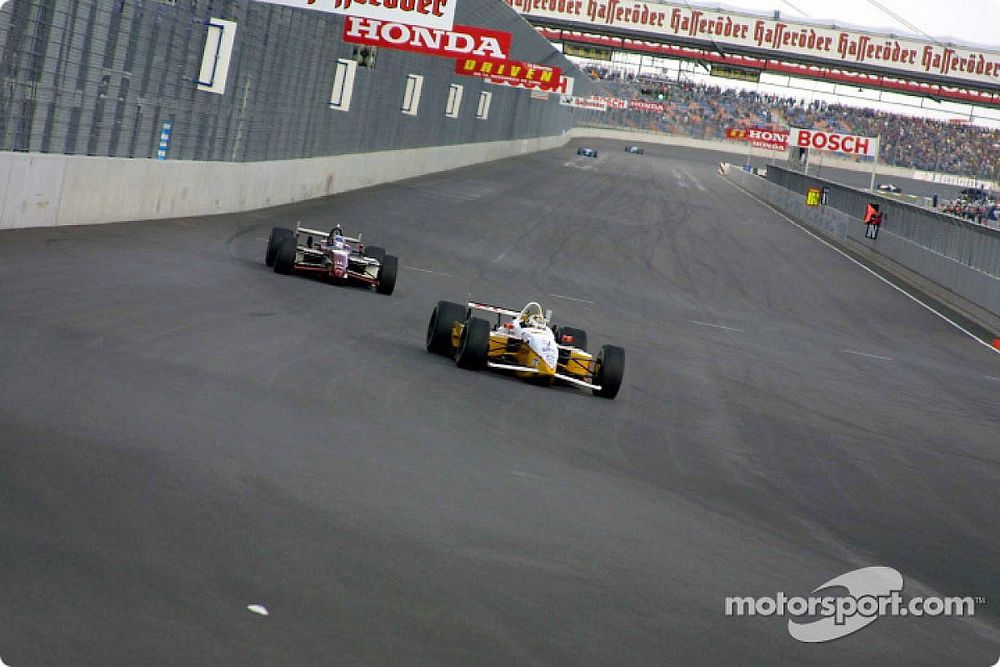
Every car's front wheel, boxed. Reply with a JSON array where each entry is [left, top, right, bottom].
[[265, 227, 293, 267], [592, 345, 624, 399], [376, 255, 398, 295], [455, 317, 490, 370], [273, 237, 297, 274]]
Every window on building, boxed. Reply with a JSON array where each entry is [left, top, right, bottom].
[[476, 91, 492, 120], [402, 74, 423, 116], [196, 18, 238, 95], [329, 58, 358, 112], [445, 83, 463, 119]]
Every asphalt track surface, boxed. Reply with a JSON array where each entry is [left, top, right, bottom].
[[1, 141, 998, 666]]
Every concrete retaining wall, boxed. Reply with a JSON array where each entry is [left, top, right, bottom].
[[0, 133, 570, 229], [723, 165, 999, 330]]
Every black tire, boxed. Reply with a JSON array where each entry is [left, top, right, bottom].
[[455, 317, 490, 370], [552, 325, 588, 352], [593, 344, 624, 399], [364, 245, 387, 262], [426, 301, 465, 355], [273, 236, 297, 274], [375, 255, 398, 295], [265, 227, 293, 267]]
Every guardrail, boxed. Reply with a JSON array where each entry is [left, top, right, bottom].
[[722, 165, 999, 324]]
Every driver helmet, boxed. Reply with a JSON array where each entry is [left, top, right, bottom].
[[525, 314, 546, 328]]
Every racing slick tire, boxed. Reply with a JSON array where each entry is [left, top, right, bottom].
[[552, 325, 588, 352], [455, 317, 490, 370], [364, 245, 387, 262], [265, 227, 294, 267], [426, 301, 465, 355], [592, 344, 624, 399], [376, 255, 398, 295], [273, 237, 297, 275]]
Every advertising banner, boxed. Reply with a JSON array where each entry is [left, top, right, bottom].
[[727, 127, 788, 150], [487, 73, 575, 96], [455, 57, 562, 90], [505, 0, 1000, 90], [629, 99, 665, 113], [789, 128, 878, 157], [342, 16, 511, 59], [256, 0, 456, 31], [559, 95, 608, 111]]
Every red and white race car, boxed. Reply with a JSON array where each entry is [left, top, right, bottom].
[[265, 224, 397, 295]]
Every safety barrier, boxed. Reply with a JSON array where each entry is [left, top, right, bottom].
[[723, 165, 999, 327]]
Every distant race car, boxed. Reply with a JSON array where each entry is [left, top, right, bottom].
[[265, 223, 397, 295], [577, 147, 598, 158], [426, 300, 624, 399], [877, 183, 902, 193], [625, 145, 644, 154]]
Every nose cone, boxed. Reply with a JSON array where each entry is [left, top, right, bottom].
[[525, 331, 558, 373]]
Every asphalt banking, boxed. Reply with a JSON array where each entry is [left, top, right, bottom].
[[0, 140, 997, 665]]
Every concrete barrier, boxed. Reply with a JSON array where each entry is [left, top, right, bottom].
[[722, 165, 999, 331], [0, 133, 570, 230]]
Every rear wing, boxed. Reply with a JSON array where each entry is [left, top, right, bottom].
[[296, 223, 362, 244], [467, 301, 553, 324], [467, 301, 520, 317]]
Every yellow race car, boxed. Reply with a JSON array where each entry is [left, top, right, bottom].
[[426, 300, 624, 399]]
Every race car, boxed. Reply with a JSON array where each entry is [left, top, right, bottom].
[[265, 223, 397, 295], [877, 183, 902, 193], [625, 145, 644, 154], [426, 300, 624, 399], [577, 146, 598, 158]]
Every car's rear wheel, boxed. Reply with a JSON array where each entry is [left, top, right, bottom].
[[265, 227, 294, 267], [364, 245, 387, 262], [273, 237, 297, 274], [376, 255, 398, 295], [593, 344, 624, 399], [455, 317, 490, 370], [426, 301, 465, 355]]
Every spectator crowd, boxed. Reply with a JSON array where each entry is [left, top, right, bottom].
[[579, 67, 1000, 182]]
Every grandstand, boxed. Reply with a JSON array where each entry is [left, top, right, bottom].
[[580, 69, 1000, 181]]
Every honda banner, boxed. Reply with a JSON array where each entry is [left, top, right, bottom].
[[789, 128, 878, 157], [629, 99, 665, 113], [455, 57, 561, 90], [726, 127, 788, 150], [256, 0, 457, 31], [342, 16, 511, 59]]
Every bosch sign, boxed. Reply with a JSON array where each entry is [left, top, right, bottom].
[[790, 128, 878, 157]]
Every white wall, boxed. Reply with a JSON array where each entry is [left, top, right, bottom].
[[0, 133, 571, 229]]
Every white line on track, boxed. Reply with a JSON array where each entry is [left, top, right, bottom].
[[510, 470, 549, 481], [842, 349, 894, 361], [690, 320, 744, 332], [405, 266, 452, 277], [985, 376, 1000, 382], [549, 293, 596, 304], [722, 177, 1000, 357]]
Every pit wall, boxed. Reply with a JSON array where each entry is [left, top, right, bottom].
[[0, 134, 570, 228], [721, 164, 999, 331]]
